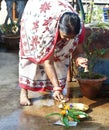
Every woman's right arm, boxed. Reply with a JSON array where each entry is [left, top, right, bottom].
[[43, 53, 64, 101]]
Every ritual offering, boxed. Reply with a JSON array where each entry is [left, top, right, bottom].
[[46, 100, 89, 128]]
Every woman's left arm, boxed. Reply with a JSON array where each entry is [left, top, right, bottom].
[[73, 43, 88, 72]]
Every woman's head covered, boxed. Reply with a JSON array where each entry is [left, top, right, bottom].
[[59, 12, 81, 36]]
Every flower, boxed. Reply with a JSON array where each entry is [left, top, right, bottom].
[[64, 105, 70, 110], [60, 110, 66, 115], [46, 102, 88, 128]]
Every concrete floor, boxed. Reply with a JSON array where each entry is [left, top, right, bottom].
[[0, 52, 109, 130]]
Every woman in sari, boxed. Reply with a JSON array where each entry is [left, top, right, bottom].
[[19, 0, 87, 105]]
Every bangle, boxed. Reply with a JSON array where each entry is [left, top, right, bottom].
[[53, 89, 62, 92]]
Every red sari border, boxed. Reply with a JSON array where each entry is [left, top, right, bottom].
[[19, 83, 65, 92]]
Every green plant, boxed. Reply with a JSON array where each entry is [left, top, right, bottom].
[[46, 102, 88, 128], [84, 0, 103, 24], [0, 22, 19, 36], [78, 27, 108, 79]]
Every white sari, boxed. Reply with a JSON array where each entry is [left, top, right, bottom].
[[19, 0, 83, 91]]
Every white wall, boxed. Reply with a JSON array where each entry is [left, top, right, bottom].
[[0, 0, 7, 25]]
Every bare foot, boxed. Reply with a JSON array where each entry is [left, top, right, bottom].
[[20, 88, 31, 106]]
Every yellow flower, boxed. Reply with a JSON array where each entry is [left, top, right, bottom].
[[64, 105, 70, 110], [60, 110, 66, 115]]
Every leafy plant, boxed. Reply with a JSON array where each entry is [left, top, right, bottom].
[[84, 0, 103, 24], [46, 102, 88, 128], [0, 22, 19, 36], [78, 27, 108, 79]]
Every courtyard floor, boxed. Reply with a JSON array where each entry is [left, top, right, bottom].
[[0, 52, 109, 130]]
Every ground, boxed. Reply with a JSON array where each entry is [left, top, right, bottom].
[[0, 52, 109, 130]]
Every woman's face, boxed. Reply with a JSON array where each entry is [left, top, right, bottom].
[[59, 29, 76, 41]]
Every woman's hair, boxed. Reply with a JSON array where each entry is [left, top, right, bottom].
[[59, 12, 81, 35]]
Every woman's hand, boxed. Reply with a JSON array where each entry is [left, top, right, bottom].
[[44, 53, 65, 101], [44, 53, 68, 102], [76, 57, 88, 72], [53, 90, 64, 101]]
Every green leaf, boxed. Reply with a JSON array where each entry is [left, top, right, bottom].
[[46, 112, 61, 118], [68, 111, 80, 122], [71, 110, 88, 117], [62, 116, 69, 128]]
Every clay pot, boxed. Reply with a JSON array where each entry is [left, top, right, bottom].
[[1, 35, 19, 51], [77, 76, 107, 99]]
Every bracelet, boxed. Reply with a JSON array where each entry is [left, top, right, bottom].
[[53, 89, 62, 92]]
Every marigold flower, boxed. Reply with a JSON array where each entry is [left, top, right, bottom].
[[64, 105, 70, 110], [60, 110, 66, 115]]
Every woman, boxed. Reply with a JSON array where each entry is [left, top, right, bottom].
[[19, 0, 87, 105]]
